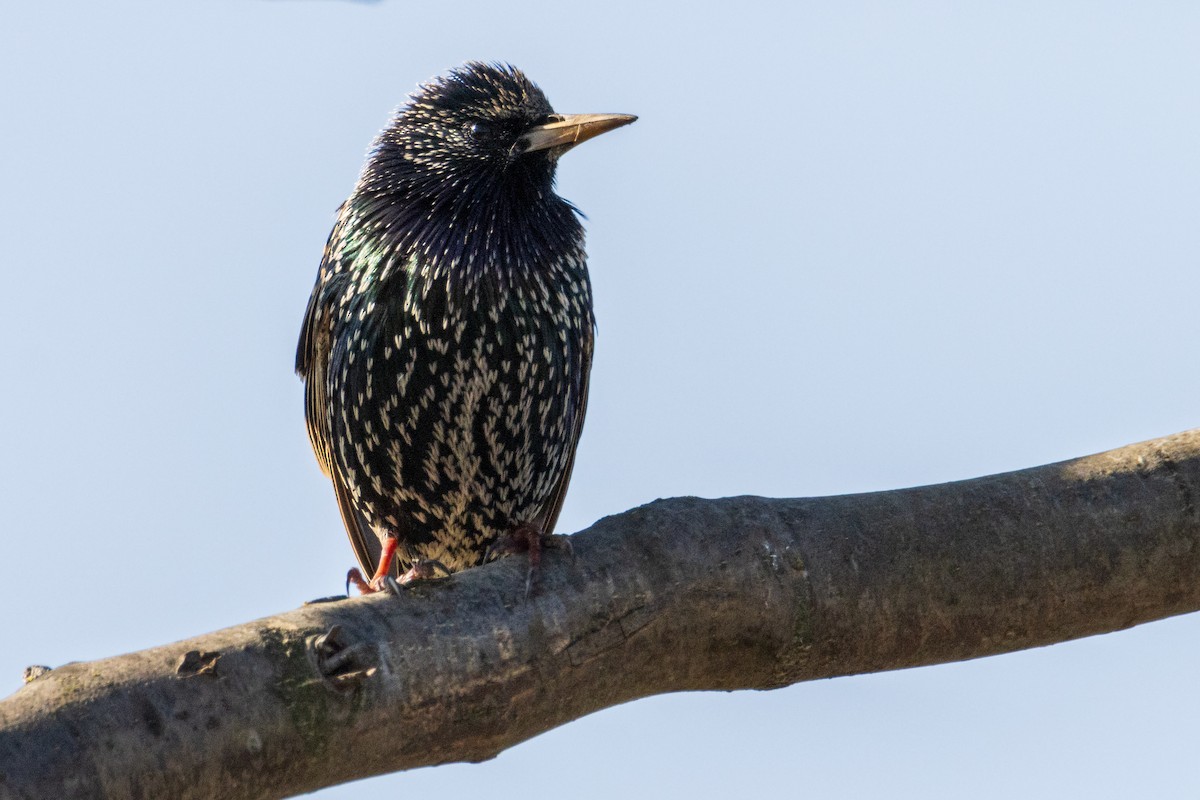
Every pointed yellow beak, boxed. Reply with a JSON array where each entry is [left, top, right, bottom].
[[517, 113, 638, 155]]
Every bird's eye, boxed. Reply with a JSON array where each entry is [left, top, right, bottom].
[[466, 121, 491, 139]]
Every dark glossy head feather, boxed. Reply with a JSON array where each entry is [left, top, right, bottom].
[[349, 62, 582, 283], [366, 63, 562, 197]]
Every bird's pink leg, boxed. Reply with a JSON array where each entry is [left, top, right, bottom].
[[346, 536, 399, 595]]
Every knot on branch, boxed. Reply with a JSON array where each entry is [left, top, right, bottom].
[[176, 650, 221, 678], [308, 624, 377, 692]]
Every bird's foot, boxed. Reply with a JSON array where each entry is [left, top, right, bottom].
[[397, 558, 452, 583], [486, 522, 573, 596], [347, 558, 451, 596], [345, 568, 382, 595], [345, 536, 402, 595]]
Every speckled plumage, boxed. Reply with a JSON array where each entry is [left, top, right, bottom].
[[296, 63, 633, 587]]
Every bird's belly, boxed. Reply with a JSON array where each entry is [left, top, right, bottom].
[[330, 314, 582, 568]]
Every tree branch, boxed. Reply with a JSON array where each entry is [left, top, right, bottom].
[[3, 429, 1200, 799]]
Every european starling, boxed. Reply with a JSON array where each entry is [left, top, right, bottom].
[[296, 63, 635, 593]]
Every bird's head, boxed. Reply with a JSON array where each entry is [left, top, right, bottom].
[[366, 62, 636, 205]]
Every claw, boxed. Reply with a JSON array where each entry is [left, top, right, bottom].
[[346, 568, 372, 596]]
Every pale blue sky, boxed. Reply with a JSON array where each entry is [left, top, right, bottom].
[[3, 2, 1200, 797]]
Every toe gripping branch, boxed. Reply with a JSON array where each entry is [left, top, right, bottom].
[[485, 523, 576, 597], [308, 625, 377, 692]]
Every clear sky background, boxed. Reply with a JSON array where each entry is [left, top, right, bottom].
[[3, 2, 1199, 797]]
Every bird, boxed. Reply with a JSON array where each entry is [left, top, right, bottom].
[[296, 62, 635, 594]]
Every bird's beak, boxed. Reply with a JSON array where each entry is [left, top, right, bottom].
[[517, 113, 638, 155]]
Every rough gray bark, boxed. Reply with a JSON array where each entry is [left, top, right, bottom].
[[3, 429, 1200, 799]]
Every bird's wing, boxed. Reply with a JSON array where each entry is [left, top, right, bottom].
[[296, 215, 389, 581], [296, 285, 335, 477], [331, 464, 387, 580], [535, 330, 594, 537]]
